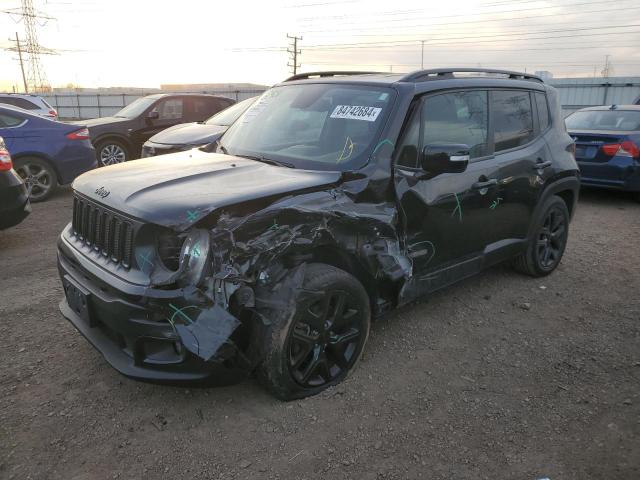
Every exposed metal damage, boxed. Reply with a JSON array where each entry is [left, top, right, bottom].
[[154, 181, 414, 375]]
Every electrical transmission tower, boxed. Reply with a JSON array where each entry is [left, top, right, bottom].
[[2, 0, 57, 92], [287, 34, 302, 75]]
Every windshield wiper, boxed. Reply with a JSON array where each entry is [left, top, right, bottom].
[[234, 154, 295, 168]]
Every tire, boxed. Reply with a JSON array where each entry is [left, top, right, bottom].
[[96, 139, 129, 166], [13, 156, 58, 202], [512, 195, 570, 277], [258, 263, 371, 401]]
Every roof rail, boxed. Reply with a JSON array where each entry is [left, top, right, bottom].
[[284, 71, 384, 82], [399, 68, 543, 83]]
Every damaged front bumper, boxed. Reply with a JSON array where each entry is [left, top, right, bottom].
[[57, 234, 252, 385]]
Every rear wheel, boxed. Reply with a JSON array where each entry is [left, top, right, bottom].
[[258, 263, 371, 400], [96, 139, 129, 166], [512, 195, 569, 277], [14, 157, 57, 202]]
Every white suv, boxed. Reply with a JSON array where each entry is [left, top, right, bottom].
[[0, 94, 58, 120]]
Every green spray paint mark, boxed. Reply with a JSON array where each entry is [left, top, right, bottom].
[[191, 242, 201, 258], [489, 197, 503, 210], [373, 139, 394, 154], [168, 303, 197, 325], [186, 210, 198, 222], [451, 193, 463, 222]]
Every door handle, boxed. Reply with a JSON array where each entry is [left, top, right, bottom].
[[472, 178, 498, 190], [533, 160, 552, 170]]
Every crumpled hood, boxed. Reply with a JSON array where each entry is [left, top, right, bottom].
[[148, 122, 227, 146], [72, 149, 341, 230]]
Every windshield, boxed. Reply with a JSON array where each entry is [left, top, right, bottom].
[[205, 97, 257, 126], [565, 109, 640, 131], [114, 97, 157, 118], [219, 83, 395, 171]]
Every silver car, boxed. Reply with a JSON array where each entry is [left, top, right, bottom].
[[0, 94, 58, 120]]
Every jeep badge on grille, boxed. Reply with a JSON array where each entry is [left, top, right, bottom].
[[94, 186, 110, 199]]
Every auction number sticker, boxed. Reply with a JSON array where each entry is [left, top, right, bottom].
[[330, 105, 382, 122]]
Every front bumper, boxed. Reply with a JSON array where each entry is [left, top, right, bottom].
[[57, 233, 249, 385]]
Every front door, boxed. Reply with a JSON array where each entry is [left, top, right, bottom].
[[394, 89, 501, 301]]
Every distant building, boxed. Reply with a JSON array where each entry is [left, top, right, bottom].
[[535, 71, 554, 81], [161, 82, 269, 92]]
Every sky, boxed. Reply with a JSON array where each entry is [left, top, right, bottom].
[[1, 0, 640, 91]]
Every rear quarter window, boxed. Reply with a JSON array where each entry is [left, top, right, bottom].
[[0, 112, 26, 127], [535, 92, 550, 131]]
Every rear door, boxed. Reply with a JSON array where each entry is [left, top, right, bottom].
[[394, 89, 501, 284], [0, 109, 29, 149], [484, 89, 549, 244]]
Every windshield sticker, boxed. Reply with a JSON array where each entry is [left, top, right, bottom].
[[330, 105, 382, 122], [337, 136, 354, 163]]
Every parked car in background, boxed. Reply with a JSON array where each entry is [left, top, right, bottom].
[[0, 104, 96, 201], [75, 93, 235, 166], [141, 96, 257, 158], [0, 93, 58, 120], [565, 105, 640, 201], [0, 136, 31, 229], [58, 69, 579, 400]]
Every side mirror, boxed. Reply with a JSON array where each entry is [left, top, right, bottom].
[[147, 110, 159, 120], [420, 143, 470, 177]]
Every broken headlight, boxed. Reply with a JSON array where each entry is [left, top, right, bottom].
[[177, 229, 210, 286]]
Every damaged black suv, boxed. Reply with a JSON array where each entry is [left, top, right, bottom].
[[58, 69, 579, 400]]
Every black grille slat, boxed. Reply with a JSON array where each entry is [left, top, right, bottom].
[[71, 194, 134, 269]]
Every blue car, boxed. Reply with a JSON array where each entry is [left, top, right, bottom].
[[566, 105, 640, 201], [0, 104, 97, 201]]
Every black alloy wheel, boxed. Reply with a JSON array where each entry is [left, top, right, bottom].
[[259, 263, 371, 400], [534, 206, 567, 271], [512, 195, 570, 277], [288, 290, 363, 388]]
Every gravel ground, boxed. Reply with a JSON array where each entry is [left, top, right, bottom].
[[1, 186, 639, 480]]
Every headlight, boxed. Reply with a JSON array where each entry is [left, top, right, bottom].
[[178, 229, 210, 286]]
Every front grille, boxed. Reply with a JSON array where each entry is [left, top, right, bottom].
[[72, 195, 134, 268]]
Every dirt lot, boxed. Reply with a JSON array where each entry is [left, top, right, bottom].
[[1, 186, 639, 480]]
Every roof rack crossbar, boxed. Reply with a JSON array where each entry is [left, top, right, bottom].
[[284, 71, 384, 82], [399, 68, 543, 83]]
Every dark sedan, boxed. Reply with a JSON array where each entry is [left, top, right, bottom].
[[0, 136, 30, 229], [141, 96, 257, 158], [76, 93, 235, 165], [0, 104, 96, 201], [566, 105, 640, 201]]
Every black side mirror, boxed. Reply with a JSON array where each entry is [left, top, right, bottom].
[[147, 110, 159, 120], [420, 143, 470, 178]]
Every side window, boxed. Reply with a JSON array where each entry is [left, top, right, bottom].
[[0, 97, 38, 110], [491, 90, 534, 152], [0, 112, 25, 127], [422, 90, 489, 159], [535, 92, 550, 131], [155, 98, 183, 120]]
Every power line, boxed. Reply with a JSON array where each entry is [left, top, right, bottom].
[[299, 3, 639, 34]]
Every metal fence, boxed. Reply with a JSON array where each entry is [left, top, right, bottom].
[[42, 89, 268, 120], [548, 77, 640, 117]]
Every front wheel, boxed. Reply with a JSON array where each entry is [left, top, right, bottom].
[[96, 139, 129, 166], [258, 263, 371, 401], [512, 195, 570, 277]]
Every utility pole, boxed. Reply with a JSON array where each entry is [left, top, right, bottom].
[[420, 40, 425, 69], [7, 32, 29, 93], [601, 54, 611, 78], [287, 34, 302, 75], [15, 32, 28, 93]]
